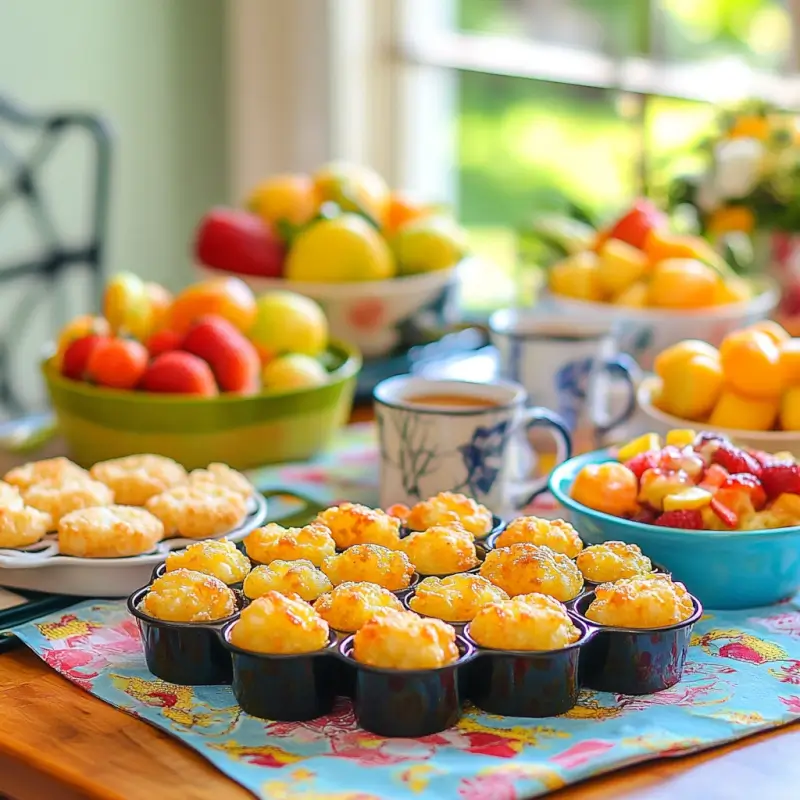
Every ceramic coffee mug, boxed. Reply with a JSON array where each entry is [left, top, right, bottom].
[[489, 310, 637, 444], [373, 376, 572, 516]]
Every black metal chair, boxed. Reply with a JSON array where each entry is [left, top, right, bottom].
[[0, 95, 112, 417]]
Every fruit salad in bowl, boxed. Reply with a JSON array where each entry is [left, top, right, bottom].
[[549, 429, 800, 608]]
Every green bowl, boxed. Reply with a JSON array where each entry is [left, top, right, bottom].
[[42, 341, 361, 470]]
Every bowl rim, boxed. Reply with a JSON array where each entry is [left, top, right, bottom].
[[542, 275, 779, 321], [549, 448, 800, 538], [42, 338, 361, 405], [638, 376, 800, 442]]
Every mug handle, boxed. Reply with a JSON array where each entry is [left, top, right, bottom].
[[594, 354, 638, 439], [511, 407, 573, 512]]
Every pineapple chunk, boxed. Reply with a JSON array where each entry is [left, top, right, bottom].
[[663, 487, 712, 512], [665, 429, 697, 448], [617, 433, 662, 463]]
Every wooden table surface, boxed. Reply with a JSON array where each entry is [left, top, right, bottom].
[[1, 410, 799, 799]]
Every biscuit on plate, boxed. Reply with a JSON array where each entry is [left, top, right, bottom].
[[58, 505, 164, 558], [243, 521, 335, 566], [321, 544, 414, 591], [189, 463, 254, 499], [23, 479, 114, 526], [145, 484, 247, 539], [314, 503, 402, 549], [243, 559, 333, 603], [0, 505, 52, 548], [165, 538, 250, 585], [3, 457, 89, 492], [0, 481, 23, 510], [141, 569, 236, 623], [313, 581, 403, 632], [90, 454, 187, 506]]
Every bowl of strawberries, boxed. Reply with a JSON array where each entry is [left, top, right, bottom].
[[42, 273, 361, 470], [549, 428, 800, 609]]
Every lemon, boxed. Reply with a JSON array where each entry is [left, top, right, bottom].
[[391, 216, 468, 275], [286, 214, 395, 282], [313, 162, 389, 222]]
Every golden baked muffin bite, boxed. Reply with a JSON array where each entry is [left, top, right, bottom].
[[0, 505, 52, 548], [0, 481, 23, 509], [576, 541, 653, 584], [165, 538, 250, 585], [243, 560, 333, 602], [90, 454, 187, 506], [496, 516, 583, 558], [408, 574, 508, 622], [321, 544, 414, 591], [145, 484, 247, 538], [314, 503, 402, 550], [313, 581, 403, 632], [189, 463, 254, 500], [228, 591, 329, 654], [141, 569, 236, 622], [58, 505, 164, 558], [22, 479, 114, 526], [402, 492, 493, 539], [480, 543, 583, 601], [469, 593, 581, 651], [3, 457, 88, 492], [585, 574, 695, 629], [401, 525, 479, 576], [243, 522, 335, 567], [353, 610, 459, 670]]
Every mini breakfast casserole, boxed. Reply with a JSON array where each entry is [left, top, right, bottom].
[[243, 560, 333, 602], [165, 538, 251, 585], [90, 454, 188, 506], [140, 568, 236, 622], [479, 543, 583, 601], [408, 574, 509, 622], [495, 516, 583, 558], [401, 525, 480, 576], [188, 463, 255, 500], [469, 593, 581, 651], [243, 522, 336, 567], [402, 492, 493, 539], [0, 505, 52, 548], [145, 484, 247, 538], [3, 457, 89, 492], [585, 574, 695, 629], [313, 581, 403, 632], [58, 505, 164, 558], [228, 591, 329, 654], [353, 610, 459, 670], [22, 479, 114, 526], [321, 544, 414, 591], [576, 541, 653, 583], [314, 503, 402, 549]]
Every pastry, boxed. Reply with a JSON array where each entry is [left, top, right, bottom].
[[400, 492, 493, 538], [576, 541, 653, 583], [58, 505, 164, 558], [243, 522, 335, 567], [495, 516, 583, 558], [140, 568, 236, 622], [189, 463, 254, 499], [145, 484, 247, 538], [3, 457, 89, 492], [313, 581, 403, 632], [164, 538, 250, 585], [408, 573, 508, 622], [321, 544, 414, 591], [314, 503, 402, 549], [0, 505, 52, 548], [243, 560, 333, 603], [90, 454, 187, 506], [23, 478, 114, 526], [401, 525, 479, 576]]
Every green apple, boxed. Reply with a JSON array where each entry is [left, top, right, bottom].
[[248, 290, 328, 361], [262, 354, 329, 391]]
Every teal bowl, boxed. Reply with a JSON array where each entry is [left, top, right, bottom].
[[549, 450, 800, 610]]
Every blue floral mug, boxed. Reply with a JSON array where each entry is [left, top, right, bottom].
[[374, 376, 572, 517]]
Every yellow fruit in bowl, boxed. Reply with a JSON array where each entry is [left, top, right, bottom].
[[548, 252, 604, 302], [613, 280, 648, 307], [391, 216, 467, 275], [719, 330, 783, 399], [709, 389, 779, 431], [248, 291, 328, 361], [596, 238, 649, 296], [312, 162, 389, 223], [262, 354, 329, 391], [656, 354, 724, 420], [712, 276, 752, 305], [286, 215, 395, 283], [647, 259, 718, 309], [103, 272, 153, 340], [749, 319, 790, 345], [654, 340, 720, 380], [247, 173, 319, 228], [780, 386, 800, 431], [779, 339, 800, 386]]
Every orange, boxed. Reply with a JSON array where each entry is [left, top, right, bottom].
[[709, 388, 779, 431], [707, 206, 755, 237], [613, 280, 648, 307], [749, 320, 790, 346], [779, 339, 800, 386], [169, 277, 257, 335], [643, 229, 714, 265], [86, 338, 148, 390], [383, 192, 434, 234], [647, 259, 718, 309], [247, 174, 319, 228], [657, 354, 724, 420], [719, 329, 783, 399], [569, 463, 639, 517], [780, 386, 800, 431], [712, 277, 752, 306], [548, 252, 604, 302], [654, 340, 720, 380], [728, 116, 770, 140], [145, 282, 173, 337]]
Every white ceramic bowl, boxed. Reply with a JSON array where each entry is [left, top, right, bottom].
[[637, 375, 800, 457], [196, 265, 460, 358], [543, 278, 779, 371]]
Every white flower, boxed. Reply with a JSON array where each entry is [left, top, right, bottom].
[[712, 137, 764, 200]]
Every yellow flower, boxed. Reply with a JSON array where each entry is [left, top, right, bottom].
[[707, 206, 755, 237]]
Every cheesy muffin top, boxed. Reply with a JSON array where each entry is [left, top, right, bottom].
[[321, 544, 414, 591], [576, 541, 653, 584], [469, 593, 581, 651], [585, 574, 695, 629], [140, 569, 236, 623], [495, 516, 583, 558], [243, 522, 336, 567], [313, 581, 403, 632], [479, 543, 583, 601], [314, 503, 402, 550], [401, 525, 480, 576], [402, 492, 493, 538], [165, 538, 251, 585], [408, 573, 508, 622], [353, 610, 459, 670], [243, 560, 333, 603]]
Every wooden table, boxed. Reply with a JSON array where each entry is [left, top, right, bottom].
[[1, 414, 799, 799]]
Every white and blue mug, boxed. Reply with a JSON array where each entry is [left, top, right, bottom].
[[373, 376, 572, 517], [489, 310, 637, 447]]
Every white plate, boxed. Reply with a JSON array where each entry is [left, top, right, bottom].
[[0, 494, 269, 597]]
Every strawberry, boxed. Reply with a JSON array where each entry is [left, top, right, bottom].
[[140, 351, 218, 396], [709, 496, 738, 528], [145, 329, 183, 358], [711, 443, 761, 477], [654, 509, 703, 529], [720, 473, 767, 509], [194, 208, 286, 278], [699, 463, 730, 490], [607, 200, 666, 249], [61, 334, 106, 381], [631, 507, 659, 525], [759, 462, 800, 500], [624, 451, 659, 480]]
